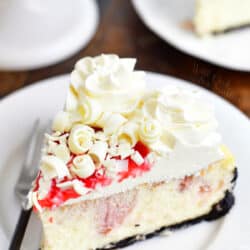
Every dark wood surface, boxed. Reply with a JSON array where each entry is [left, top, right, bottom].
[[1, 0, 250, 117]]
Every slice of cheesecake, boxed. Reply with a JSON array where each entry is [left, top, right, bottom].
[[194, 0, 250, 36], [29, 54, 237, 250]]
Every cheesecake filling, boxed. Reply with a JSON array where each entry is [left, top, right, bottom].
[[194, 0, 250, 35], [40, 151, 235, 250], [29, 55, 224, 211]]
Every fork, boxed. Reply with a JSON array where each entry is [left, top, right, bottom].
[[9, 119, 49, 250]]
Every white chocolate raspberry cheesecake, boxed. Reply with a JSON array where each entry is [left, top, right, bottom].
[[194, 0, 250, 36], [29, 54, 237, 250]]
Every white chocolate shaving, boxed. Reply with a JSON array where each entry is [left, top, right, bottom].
[[37, 177, 51, 199], [72, 180, 90, 195], [139, 119, 162, 145], [45, 132, 68, 145], [89, 141, 108, 164], [118, 122, 139, 146], [71, 155, 96, 178], [117, 142, 134, 159], [68, 124, 94, 154], [131, 151, 144, 165], [47, 141, 71, 164], [32, 192, 43, 212], [94, 131, 108, 141], [56, 181, 74, 189], [103, 159, 116, 170], [116, 160, 129, 172], [104, 159, 128, 176], [40, 155, 70, 180]]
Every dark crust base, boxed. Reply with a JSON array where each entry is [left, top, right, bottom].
[[213, 24, 250, 35], [98, 168, 237, 250]]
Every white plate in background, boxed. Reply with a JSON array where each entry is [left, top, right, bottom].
[[0, 0, 99, 70], [0, 73, 249, 250], [132, 0, 250, 71]]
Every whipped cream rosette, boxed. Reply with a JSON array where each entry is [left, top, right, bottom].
[[66, 54, 145, 119]]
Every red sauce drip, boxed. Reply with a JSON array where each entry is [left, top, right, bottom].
[[36, 142, 151, 209], [118, 142, 151, 181], [67, 153, 76, 167], [118, 158, 150, 181], [134, 141, 150, 158], [38, 180, 80, 209], [79, 167, 112, 189], [33, 172, 41, 192]]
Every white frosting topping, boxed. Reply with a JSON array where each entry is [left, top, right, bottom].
[[66, 54, 145, 120], [140, 86, 221, 153], [31, 54, 225, 209]]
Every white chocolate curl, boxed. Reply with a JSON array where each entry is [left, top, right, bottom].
[[104, 113, 127, 134], [37, 177, 51, 199], [89, 141, 108, 164], [32, 192, 42, 212], [139, 119, 162, 145], [40, 155, 70, 180], [71, 154, 96, 178], [78, 97, 102, 125], [97, 112, 127, 135], [118, 122, 139, 146], [57, 181, 74, 189], [52, 111, 72, 133], [68, 124, 94, 154], [117, 142, 134, 159], [48, 142, 71, 164]]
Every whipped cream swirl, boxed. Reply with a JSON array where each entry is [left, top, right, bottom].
[[66, 54, 145, 119], [141, 86, 221, 153]]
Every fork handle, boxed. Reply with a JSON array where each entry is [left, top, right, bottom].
[[9, 209, 32, 250]]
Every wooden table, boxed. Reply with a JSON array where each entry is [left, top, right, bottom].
[[1, 0, 250, 117]]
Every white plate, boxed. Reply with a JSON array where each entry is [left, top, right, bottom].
[[0, 73, 250, 250], [132, 0, 250, 71], [0, 0, 99, 70]]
